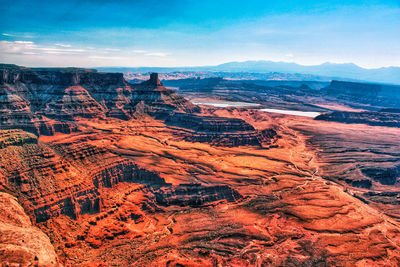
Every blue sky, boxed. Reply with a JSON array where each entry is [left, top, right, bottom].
[[0, 0, 399, 68]]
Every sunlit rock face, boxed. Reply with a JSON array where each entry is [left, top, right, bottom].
[[0, 65, 273, 147], [0, 66, 199, 135], [1, 64, 400, 266], [0, 192, 60, 266]]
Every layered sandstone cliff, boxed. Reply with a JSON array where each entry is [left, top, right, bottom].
[[2, 65, 399, 266], [0, 128, 242, 226], [0, 65, 275, 147], [0, 66, 198, 135], [315, 109, 400, 128]]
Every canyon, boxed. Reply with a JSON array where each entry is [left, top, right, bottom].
[[0, 65, 400, 266]]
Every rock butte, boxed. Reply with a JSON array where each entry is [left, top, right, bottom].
[[0, 65, 399, 266]]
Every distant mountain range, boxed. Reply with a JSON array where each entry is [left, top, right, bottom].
[[98, 60, 400, 85]]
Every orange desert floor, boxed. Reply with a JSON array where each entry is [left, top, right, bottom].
[[28, 109, 400, 266]]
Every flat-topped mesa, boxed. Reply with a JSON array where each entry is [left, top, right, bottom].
[[325, 80, 381, 97], [315, 110, 400, 128], [167, 112, 255, 132], [0, 65, 201, 134], [0, 65, 125, 86], [166, 112, 277, 147]]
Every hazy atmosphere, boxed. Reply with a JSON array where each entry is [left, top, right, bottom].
[[1, 0, 399, 68]]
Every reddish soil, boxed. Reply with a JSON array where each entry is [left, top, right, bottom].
[[2, 111, 400, 266]]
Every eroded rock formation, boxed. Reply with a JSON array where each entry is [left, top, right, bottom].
[[0, 65, 277, 148], [1, 65, 400, 266], [0, 192, 59, 266], [0, 65, 199, 135], [316, 109, 400, 127], [167, 112, 277, 146], [0, 128, 242, 227]]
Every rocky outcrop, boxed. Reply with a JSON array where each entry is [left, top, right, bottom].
[[344, 178, 373, 189], [0, 80, 77, 135], [181, 130, 266, 147], [363, 191, 400, 205], [315, 110, 400, 128], [129, 73, 200, 118], [33, 158, 242, 223], [44, 86, 106, 119], [0, 65, 200, 135], [0, 65, 277, 148], [32, 158, 168, 223], [154, 183, 242, 207], [0, 65, 124, 86], [0, 129, 37, 148], [167, 112, 255, 132], [318, 80, 400, 108], [0, 192, 60, 266], [33, 186, 102, 223], [167, 112, 277, 146], [325, 80, 381, 98], [361, 166, 399, 185], [5, 64, 400, 266], [0, 129, 242, 226], [0, 130, 131, 222], [92, 159, 167, 188]]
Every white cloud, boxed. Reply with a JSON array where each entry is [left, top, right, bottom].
[[0, 40, 176, 67], [88, 55, 124, 60], [2, 33, 35, 38], [132, 49, 147, 53], [38, 47, 86, 53], [55, 43, 72, 48], [0, 40, 36, 53], [0, 40, 86, 55], [145, 52, 169, 57], [14, 41, 34, 44], [104, 48, 120, 51], [285, 53, 294, 58]]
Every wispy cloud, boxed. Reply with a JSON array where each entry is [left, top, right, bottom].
[[104, 48, 120, 51], [132, 50, 170, 57], [88, 55, 124, 60], [14, 41, 34, 44], [0, 40, 171, 61], [145, 52, 169, 57], [38, 47, 86, 53], [132, 49, 147, 53], [55, 43, 72, 48], [0, 40, 36, 54], [2, 33, 35, 38], [0, 40, 86, 55]]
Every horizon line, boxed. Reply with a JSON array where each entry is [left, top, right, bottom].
[[2, 60, 400, 70]]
